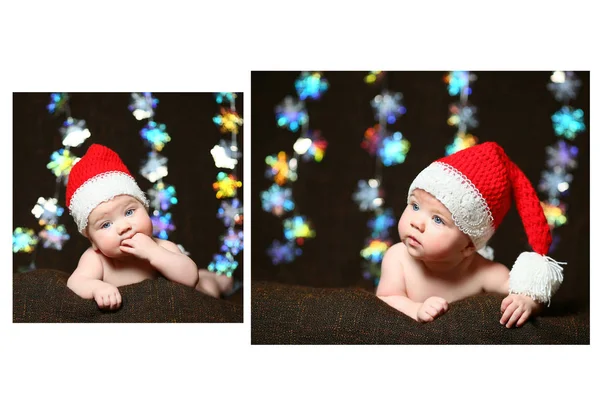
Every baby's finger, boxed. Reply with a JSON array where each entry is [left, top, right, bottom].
[[419, 312, 434, 323], [516, 310, 531, 327], [500, 302, 518, 325], [115, 291, 122, 307], [425, 306, 439, 317], [506, 307, 522, 328], [108, 293, 117, 310], [501, 297, 512, 313]]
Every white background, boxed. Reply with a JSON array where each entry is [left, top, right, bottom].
[[1, 1, 598, 415]]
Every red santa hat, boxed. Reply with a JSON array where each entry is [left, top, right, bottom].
[[66, 144, 148, 233], [408, 141, 565, 304]]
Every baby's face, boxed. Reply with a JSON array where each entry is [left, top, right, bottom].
[[398, 189, 472, 262], [84, 195, 152, 258]]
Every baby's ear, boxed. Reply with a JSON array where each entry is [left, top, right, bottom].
[[462, 240, 476, 258]]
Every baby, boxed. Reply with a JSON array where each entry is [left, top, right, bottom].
[[66, 144, 233, 310], [377, 142, 565, 328]]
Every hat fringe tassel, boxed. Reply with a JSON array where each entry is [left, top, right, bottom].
[[509, 252, 566, 306]]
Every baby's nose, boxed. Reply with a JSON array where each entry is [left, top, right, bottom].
[[117, 221, 132, 234]]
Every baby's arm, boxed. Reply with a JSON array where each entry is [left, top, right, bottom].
[[152, 239, 199, 288], [67, 249, 121, 310], [482, 262, 542, 328], [377, 244, 422, 321]]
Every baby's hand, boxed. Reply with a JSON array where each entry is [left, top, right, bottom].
[[500, 294, 542, 328], [120, 233, 158, 260], [416, 296, 449, 323], [92, 283, 122, 310]]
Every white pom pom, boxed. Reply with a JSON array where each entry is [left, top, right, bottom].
[[509, 252, 565, 305]]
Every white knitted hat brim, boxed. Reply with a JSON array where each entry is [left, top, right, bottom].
[[408, 162, 495, 250], [68, 171, 149, 233]]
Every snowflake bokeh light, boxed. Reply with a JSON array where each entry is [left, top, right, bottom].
[[60, 117, 91, 147], [364, 71, 385, 84], [367, 208, 396, 239], [140, 151, 168, 183], [541, 201, 568, 229], [261, 184, 295, 217], [215, 92, 237, 105], [360, 238, 391, 263], [213, 172, 242, 199], [378, 132, 410, 166], [208, 252, 239, 277], [140, 121, 171, 152], [217, 198, 244, 227], [294, 130, 328, 163], [295, 72, 329, 100], [129, 93, 158, 121], [545, 140, 578, 171], [265, 151, 297, 185], [448, 103, 478, 129], [362, 124, 384, 155], [445, 132, 478, 155], [353, 179, 384, 211], [551, 106, 586, 139], [275, 96, 308, 132], [38, 224, 70, 250], [31, 197, 64, 226], [539, 169, 573, 200], [151, 211, 175, 239], [371, 91, 406, 124], [547, 71, 581, 102], [147, 182, 178, 211], [268, 239, 302, 265], [13, 227, 38, 253], [220, 229, 244, 256], [213, 108, 243, 134], [283, 215, 316, 243], [47, 93, 69, 115], [210, 139, 241, 169], [47, 148, 80, 182], [444, 71, 476, 96]]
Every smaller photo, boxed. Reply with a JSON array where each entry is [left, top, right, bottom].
[[13, 92, 244, 323], [250, 71, 589, 344]]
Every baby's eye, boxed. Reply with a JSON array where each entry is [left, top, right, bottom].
[[125, 209, 134, 216], [100, 222, 112, 229], [411, 203, 419, 211], [433, 215, 445, 225]]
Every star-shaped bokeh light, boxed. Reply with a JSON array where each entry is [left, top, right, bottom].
[[213, 172, 242, 199], [371, 91, 406, 124], [448, 103, 478, 129], [47, 148, 80, 182], [129, 92, 158, 121], [208, 252, 238, 277], [353, 179, 384, 211], [47, 93, 69, 115], [547, 71, 581, 102], [215, 92, 237, 105], [60, 117, 91, 147], [551, 106, 586, 139], [220, 229, 244, 255], [267, 239, 302, 264], [444, 71, 476, 96], [367, 208, 396, 239], [362, 124, 384, 155], [210, 139, 241, 169], [31, 197, 64, 226], [217, 198, 243, 227], [283, 215, 316, 244], [38, 224, 70, 250], [13, 227, 38, 253], [147, 181, 178, 211], [261, 184, 295, 217], [360, 238, 391, 263], [265, 151, 297, 185], [213, 108, 243, 134], [140, 121, 171, 151], [295, 72, 329, 100], [140, 152, 169, 183], [545, 140, 578, 171], [378, 132, 410, 166], [541, 201, 568, 229], [445, 132, 478, 156], [293, 130, 328, 162], [275, 96, 308, 132], [151, 211, 175, 239]]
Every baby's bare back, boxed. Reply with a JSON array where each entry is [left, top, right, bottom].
[[398, 243, 489, 303]]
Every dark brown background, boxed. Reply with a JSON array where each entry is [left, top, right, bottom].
[[251, 71, 589, 309], [13, 92, 244, 304]]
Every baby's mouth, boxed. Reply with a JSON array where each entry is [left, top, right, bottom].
[[407, 235, 421, 246]]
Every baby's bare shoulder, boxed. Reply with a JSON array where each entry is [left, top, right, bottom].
[[473, 256, 510, 292]]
